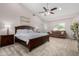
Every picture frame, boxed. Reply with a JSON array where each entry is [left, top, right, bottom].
[[20, 16, 30, 25]]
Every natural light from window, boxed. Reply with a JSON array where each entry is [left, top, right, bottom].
[[53, 23, 65, 31]]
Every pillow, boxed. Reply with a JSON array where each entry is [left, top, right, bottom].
[[16, 29, 33, 34], [33, 28, 40, 33], [16, 29, 26, 34], [27, 30, 34, 33]]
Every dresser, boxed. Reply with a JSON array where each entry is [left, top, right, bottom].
[[48, 31, 67, 38], [0, 34, 14, 47]]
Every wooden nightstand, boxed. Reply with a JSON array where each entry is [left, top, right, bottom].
[[0, 34, 14, 47]]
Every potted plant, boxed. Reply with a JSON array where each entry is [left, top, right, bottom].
[[71, 20, 79, 50]]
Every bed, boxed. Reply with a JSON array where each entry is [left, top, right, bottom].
[[15, 26, 49, 51]]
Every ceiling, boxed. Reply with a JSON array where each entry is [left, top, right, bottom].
[[22, 3, 79, 21]]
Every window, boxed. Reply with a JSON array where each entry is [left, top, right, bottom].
[[53, 23, 65, 31]]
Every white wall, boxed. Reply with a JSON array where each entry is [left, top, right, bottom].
[[30, 16, 44, 32], [0, 3, 44, 35], [46, 16, 79, 39]]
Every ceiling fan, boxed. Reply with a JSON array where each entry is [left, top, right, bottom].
[[39, 3, 57, 16]]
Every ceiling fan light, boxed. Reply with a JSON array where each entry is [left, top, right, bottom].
[[59, 8, 62, 10], [44, 12, 50, 16], [47, 12, 50, 15], [46, 12, 50, 15]]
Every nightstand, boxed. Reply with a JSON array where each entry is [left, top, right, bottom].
[[0, 34, 14, 47]]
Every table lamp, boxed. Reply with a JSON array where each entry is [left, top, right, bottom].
[[5, 24, 11, 35]]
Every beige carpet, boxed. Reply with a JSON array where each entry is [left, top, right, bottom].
[[0, 37, 79, 56]]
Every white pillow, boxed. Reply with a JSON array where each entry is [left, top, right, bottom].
[[16, 29, 33, 34], [17, 29, 28, 33], [28, 30, 34, 33]]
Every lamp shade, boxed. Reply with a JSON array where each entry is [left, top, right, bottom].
[[4, 24, 11, 35]]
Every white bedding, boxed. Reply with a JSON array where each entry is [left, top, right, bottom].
[[15, 32, 48, 44]]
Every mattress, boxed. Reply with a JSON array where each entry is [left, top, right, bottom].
[[15, 32, 48, 44]]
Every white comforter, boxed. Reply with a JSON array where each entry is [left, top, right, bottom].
[[15, 32, 48, 44]]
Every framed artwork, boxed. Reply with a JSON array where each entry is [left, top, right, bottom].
[[20, 16, 30, 25]]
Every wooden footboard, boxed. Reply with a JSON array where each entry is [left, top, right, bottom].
[[28, 35, 49, 51], [15, 35, 49, 51]]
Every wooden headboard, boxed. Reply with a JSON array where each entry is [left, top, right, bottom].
[[15, 25, 34, 33]]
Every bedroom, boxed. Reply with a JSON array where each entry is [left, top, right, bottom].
[[0, 3, 79, 56]]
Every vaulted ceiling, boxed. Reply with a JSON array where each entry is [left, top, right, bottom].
[[22, 3, 79, 21]]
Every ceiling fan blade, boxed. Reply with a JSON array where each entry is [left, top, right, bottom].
[[43, 7, 47, 11], [51, 7, 57, 11], [50, 12, 54, 14]]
